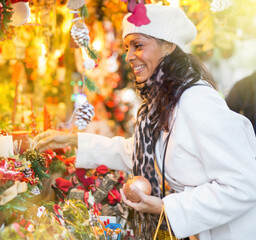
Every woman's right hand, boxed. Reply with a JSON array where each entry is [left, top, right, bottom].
[[34, 129, 78, 152]]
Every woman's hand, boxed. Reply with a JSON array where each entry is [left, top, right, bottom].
[[34, 129, 78, 152], [120, 185, 163, 214]]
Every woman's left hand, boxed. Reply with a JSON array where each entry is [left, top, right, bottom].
[[120, 185, 163, 214]]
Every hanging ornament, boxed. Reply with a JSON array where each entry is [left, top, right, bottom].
[[9, 2, 30, 26], [69, 11, 80, 48], [127, 3, 150, 27], [66, 0, 85, 10], [83, 58, 95, 70], [210, 0, 234, 13], [75, 102, 95, 130], [0, 0, 13, 40], [71, 22, 90, 47]]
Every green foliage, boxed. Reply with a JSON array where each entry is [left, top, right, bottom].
[[0, 190, 34, 220], [31, 161, 50, 181], [86, 46, 99, 61], [84, 75, 99, 93], [80, 5, 89, 18], [0, 0, 13, 40], [23, 149, 50, 181], [62, 200, 100, 240], [49, 159, 66, 174]]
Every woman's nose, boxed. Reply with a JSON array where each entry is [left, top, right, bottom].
[[125, 50, 135, 63]]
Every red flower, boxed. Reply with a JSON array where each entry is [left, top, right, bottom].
[[75, 168, 86, 182], [118, 174, 124, 185], [43, 149, 55, 158], [55, 177, 73, 192], [107, 187, 121, 205], [54, 148, 67, 155], [64, 156, 76, 166], [96, 165, 108, 175], [55, 155, 65, 162], [81, 176, 95, 188]]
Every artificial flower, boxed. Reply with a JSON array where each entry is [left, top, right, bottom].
[[96, 165, 108, 175], [55, 177, 73, 192]]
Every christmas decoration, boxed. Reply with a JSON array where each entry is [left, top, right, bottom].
[[83, 57, 96, 70], [210, 0, 234, 13], [66, 0, 85, 10], [43, 105, 52, 131], [71, 22, 90, 47], [29, 99, 39, 138], [0, 0, 13, 41], [123, 176, 152, 203], [9, 1, 30, 27], [75, 101, 95, 130], [12, 131, 30, 155], [22, 149, 49, 181]]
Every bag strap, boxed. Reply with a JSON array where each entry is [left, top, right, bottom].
[[162, 107, 177, 197], [153, 205, 176, 240]]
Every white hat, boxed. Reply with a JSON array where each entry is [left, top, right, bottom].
[[122, 4, 197, 52]]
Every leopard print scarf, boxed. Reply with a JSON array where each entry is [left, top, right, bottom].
[[132, 63, 167, 240]]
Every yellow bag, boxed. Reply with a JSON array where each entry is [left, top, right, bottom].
[[153, 205, 177, 240]]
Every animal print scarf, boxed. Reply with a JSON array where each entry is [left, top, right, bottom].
[[132, 62, 168, 240]]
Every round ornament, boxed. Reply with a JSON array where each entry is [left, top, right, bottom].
[[83, 58, 95, 70], [123, 176, 152, 203], [9, 2, 30, 26]]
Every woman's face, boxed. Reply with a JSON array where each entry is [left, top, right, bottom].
[[124, 34, 168, 83]]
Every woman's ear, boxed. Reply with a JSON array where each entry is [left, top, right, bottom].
[[165, 43, 176, 56]]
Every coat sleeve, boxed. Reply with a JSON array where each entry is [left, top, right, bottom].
[[163, 101, 256, 238], [75, 133, 134, 172]]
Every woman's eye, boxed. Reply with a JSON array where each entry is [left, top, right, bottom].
[[135, 44, 142, 49]]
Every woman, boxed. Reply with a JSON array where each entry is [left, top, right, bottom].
[[36, 4, 256, 240]]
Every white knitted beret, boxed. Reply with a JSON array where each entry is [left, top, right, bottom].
[[122, 4, 197, 52]]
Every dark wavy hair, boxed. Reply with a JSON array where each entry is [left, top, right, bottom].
[[153, 43, 214, 133]]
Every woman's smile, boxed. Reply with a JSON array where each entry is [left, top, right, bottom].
[[133, 64, 146, 75]]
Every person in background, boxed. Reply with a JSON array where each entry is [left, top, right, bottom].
[[226, 71, 256, 134], [35, 4, 256, 240]]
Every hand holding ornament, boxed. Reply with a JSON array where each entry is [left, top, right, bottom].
[[120, 176, 163, 215]]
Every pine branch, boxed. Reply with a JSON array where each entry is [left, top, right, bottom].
[[80, 5, 89, 18], [86, 46, 99, 61], [84, 76, 99, 93]]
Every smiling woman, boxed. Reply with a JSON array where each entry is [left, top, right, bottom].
[[124, 33, 175, 83], [35, 3, 256, 240]]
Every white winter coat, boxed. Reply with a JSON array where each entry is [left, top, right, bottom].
[[76, 84, 256, 240]]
